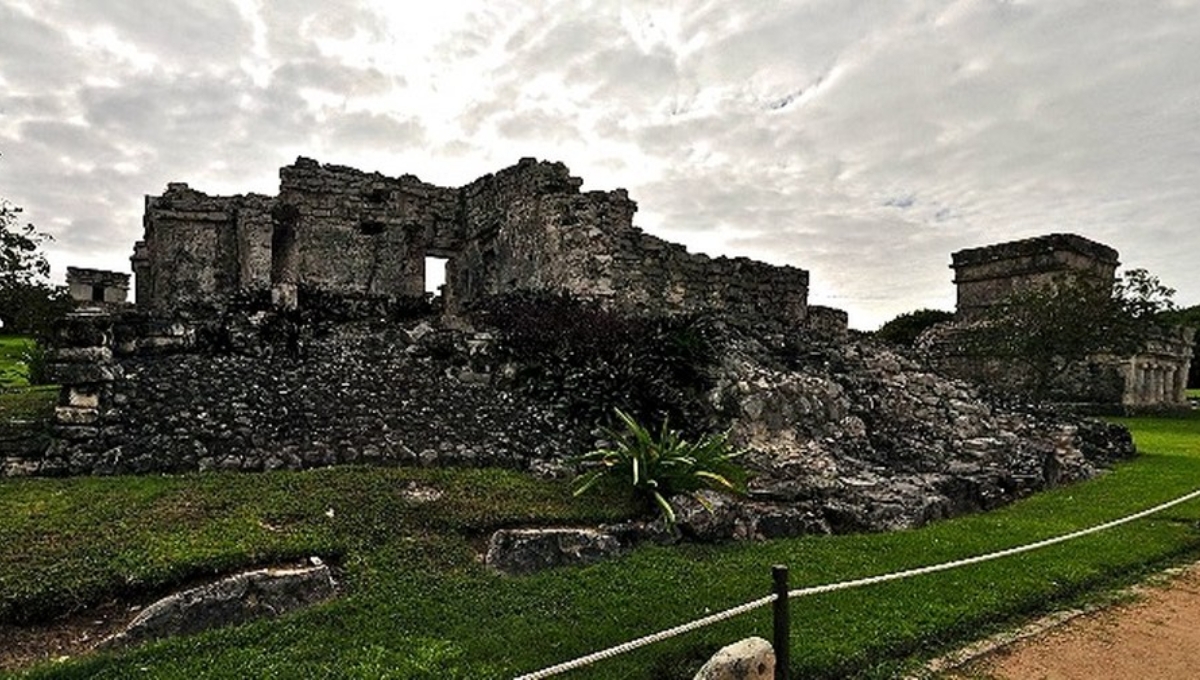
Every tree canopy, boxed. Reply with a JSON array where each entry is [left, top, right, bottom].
[[961, 268, 1177, 399], [1, 199, 71, 335]]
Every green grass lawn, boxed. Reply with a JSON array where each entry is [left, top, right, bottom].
[[0, 335, 36, 388], [2, 414, 1199, 679], [1188, 387, 1199, 400]]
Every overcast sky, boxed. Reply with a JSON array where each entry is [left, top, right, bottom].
[[2, 0, 1197, 329]]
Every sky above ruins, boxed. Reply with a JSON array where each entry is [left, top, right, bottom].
[[2, 0, 1198, 329]]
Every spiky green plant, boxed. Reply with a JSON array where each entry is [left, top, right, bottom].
[[573, 409, 747, 524]]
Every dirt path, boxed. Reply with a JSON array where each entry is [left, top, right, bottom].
[[941, 562, 1200, 679]]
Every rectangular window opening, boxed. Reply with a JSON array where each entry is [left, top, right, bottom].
[[425, 256, 448, 298]]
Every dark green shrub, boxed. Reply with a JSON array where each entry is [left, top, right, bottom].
[[19, 340, 50, 385], [874, 308, 954, 347], [473, 292, 721, 435]]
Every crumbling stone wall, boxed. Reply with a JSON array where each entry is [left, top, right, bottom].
[[135, 186, 274, 312], [6, 310, 586, 476], [133, 157, 810, 329]]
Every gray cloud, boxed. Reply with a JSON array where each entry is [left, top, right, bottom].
[[2, 0, 1198, 329]]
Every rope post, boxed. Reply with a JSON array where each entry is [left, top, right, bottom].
[[772, 564, 790, 680]]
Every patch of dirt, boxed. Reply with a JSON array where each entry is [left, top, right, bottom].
[[0, 598, 141, 671], [940, 561, 1200, 679], [0, 558, 330, 672]]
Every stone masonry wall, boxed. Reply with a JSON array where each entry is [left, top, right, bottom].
[[277, 159, 460, 301], [7, 311, 585, 476], [137, 157, 812, 330], [453, 158, 808, 327]]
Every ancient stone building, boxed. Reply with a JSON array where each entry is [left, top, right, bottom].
[[929, 233, 1194, 409], [3, 165, 1141, 542], [951, 233, 1119, 322], [131, 157, 809, 328], [66, 267, 130, 307]]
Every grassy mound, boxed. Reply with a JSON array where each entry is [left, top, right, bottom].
[[0, 414, 1197, 679]]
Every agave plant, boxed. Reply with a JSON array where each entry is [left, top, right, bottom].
[[573, 409, 747, 524]]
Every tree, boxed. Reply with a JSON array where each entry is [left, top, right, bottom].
[[960, 268, 1176, 399], [1, 199, 71, 336], [875, 308, 954, 347]]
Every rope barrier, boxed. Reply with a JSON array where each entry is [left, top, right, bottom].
[[786, 486, 1200, 599], [513, 486, 1200, 679], [513, 594, 778, 680]]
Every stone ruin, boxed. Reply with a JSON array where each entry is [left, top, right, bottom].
[[927, 233, 1194, 409], [66, 267, 130, 308], [1, 159, 1142, 541], [129, 157, 809, 328]]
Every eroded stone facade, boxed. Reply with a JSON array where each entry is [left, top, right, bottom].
[[133, 157, 809, 328]]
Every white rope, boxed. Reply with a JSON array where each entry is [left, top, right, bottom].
[[513, 594, 778, 680], [786, 486, 1200, 599], [513, 486, 1200, 679]]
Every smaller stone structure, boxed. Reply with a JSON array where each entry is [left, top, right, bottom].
[[928, 233, 1193, 409], [1119, 325, 1196, 408], [951, 233, 1119, 322], [66, 268, 130, 307]]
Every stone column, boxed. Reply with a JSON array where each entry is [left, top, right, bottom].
[[42, 312, 124, 475]]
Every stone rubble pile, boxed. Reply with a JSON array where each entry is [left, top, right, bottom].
[[8, 308, 1135, 549]]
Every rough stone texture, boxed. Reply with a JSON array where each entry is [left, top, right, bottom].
[[136, 157, 809, 330], [486, 528, 624, 575], [951, 233, 1119, 323], [24, 311, 585, 476], [7, 309, 1137, 545], [672, 331, 1138, 538], [693, 637, 775, 680], [66, 267, 130, 307], [101, 563, 336, 649], [931, 234, 1194, 409]]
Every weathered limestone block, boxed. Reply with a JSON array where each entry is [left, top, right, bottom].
[[485, 528, 623, 575], [102, 563, 336, 649], [66, 387, 100, 409], [693, 637, 775, 680], [46, 363, 122, 385], [54, 406, 100, 425], [49, 346, 113, 363]]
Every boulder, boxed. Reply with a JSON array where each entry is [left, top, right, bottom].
[[486, 528, 622, 575], [102, 561, 336, 649], [693, 636, 775, 680]]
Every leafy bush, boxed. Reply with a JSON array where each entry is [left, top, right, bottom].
[[19, 340, 50, 385], [573, 409, 746, 524], [874, 308, 954, 347], [474, 292, 721, 435]]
